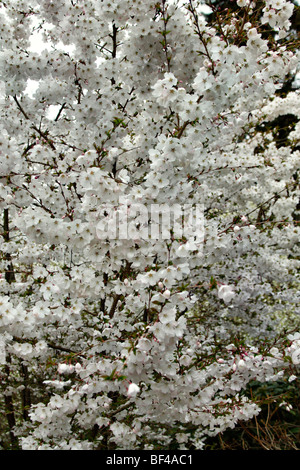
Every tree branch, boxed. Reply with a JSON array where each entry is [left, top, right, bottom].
[[13, 95, 56, 150]]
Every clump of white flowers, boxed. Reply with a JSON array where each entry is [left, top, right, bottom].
[[0, 0, 298, 451]]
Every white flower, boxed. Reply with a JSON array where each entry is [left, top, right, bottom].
[[5, 194, 14, 204], [176, 433, 188, 443], [163, 72, 177, 87], [218, 284, 235, 303], [118, 169, 130, 184], [58, 363, 68, 374], [247, 28, 259, 39], [127, 383, 140, 398], [137, 338, 152, 352], [237, 359, 246, 369], [159, 305, 176, 324], [162, 289, 171, 299], [237, 0, 248, 7], [152, 73, 178, 106], [288, 375, 297, 382], [291, 348, 300, 365], [58, 363, 74, 375], [76, 149, 97, 167]]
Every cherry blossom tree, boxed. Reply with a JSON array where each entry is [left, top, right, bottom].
[[0, 0, 299, 450]]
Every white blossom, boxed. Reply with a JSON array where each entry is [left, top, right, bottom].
[[127, 383, 140, 398]]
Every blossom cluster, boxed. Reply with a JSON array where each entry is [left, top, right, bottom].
[[0, 0, 299, 450]]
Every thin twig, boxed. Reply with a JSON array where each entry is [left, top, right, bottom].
[[13, 95, 56, 150]]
